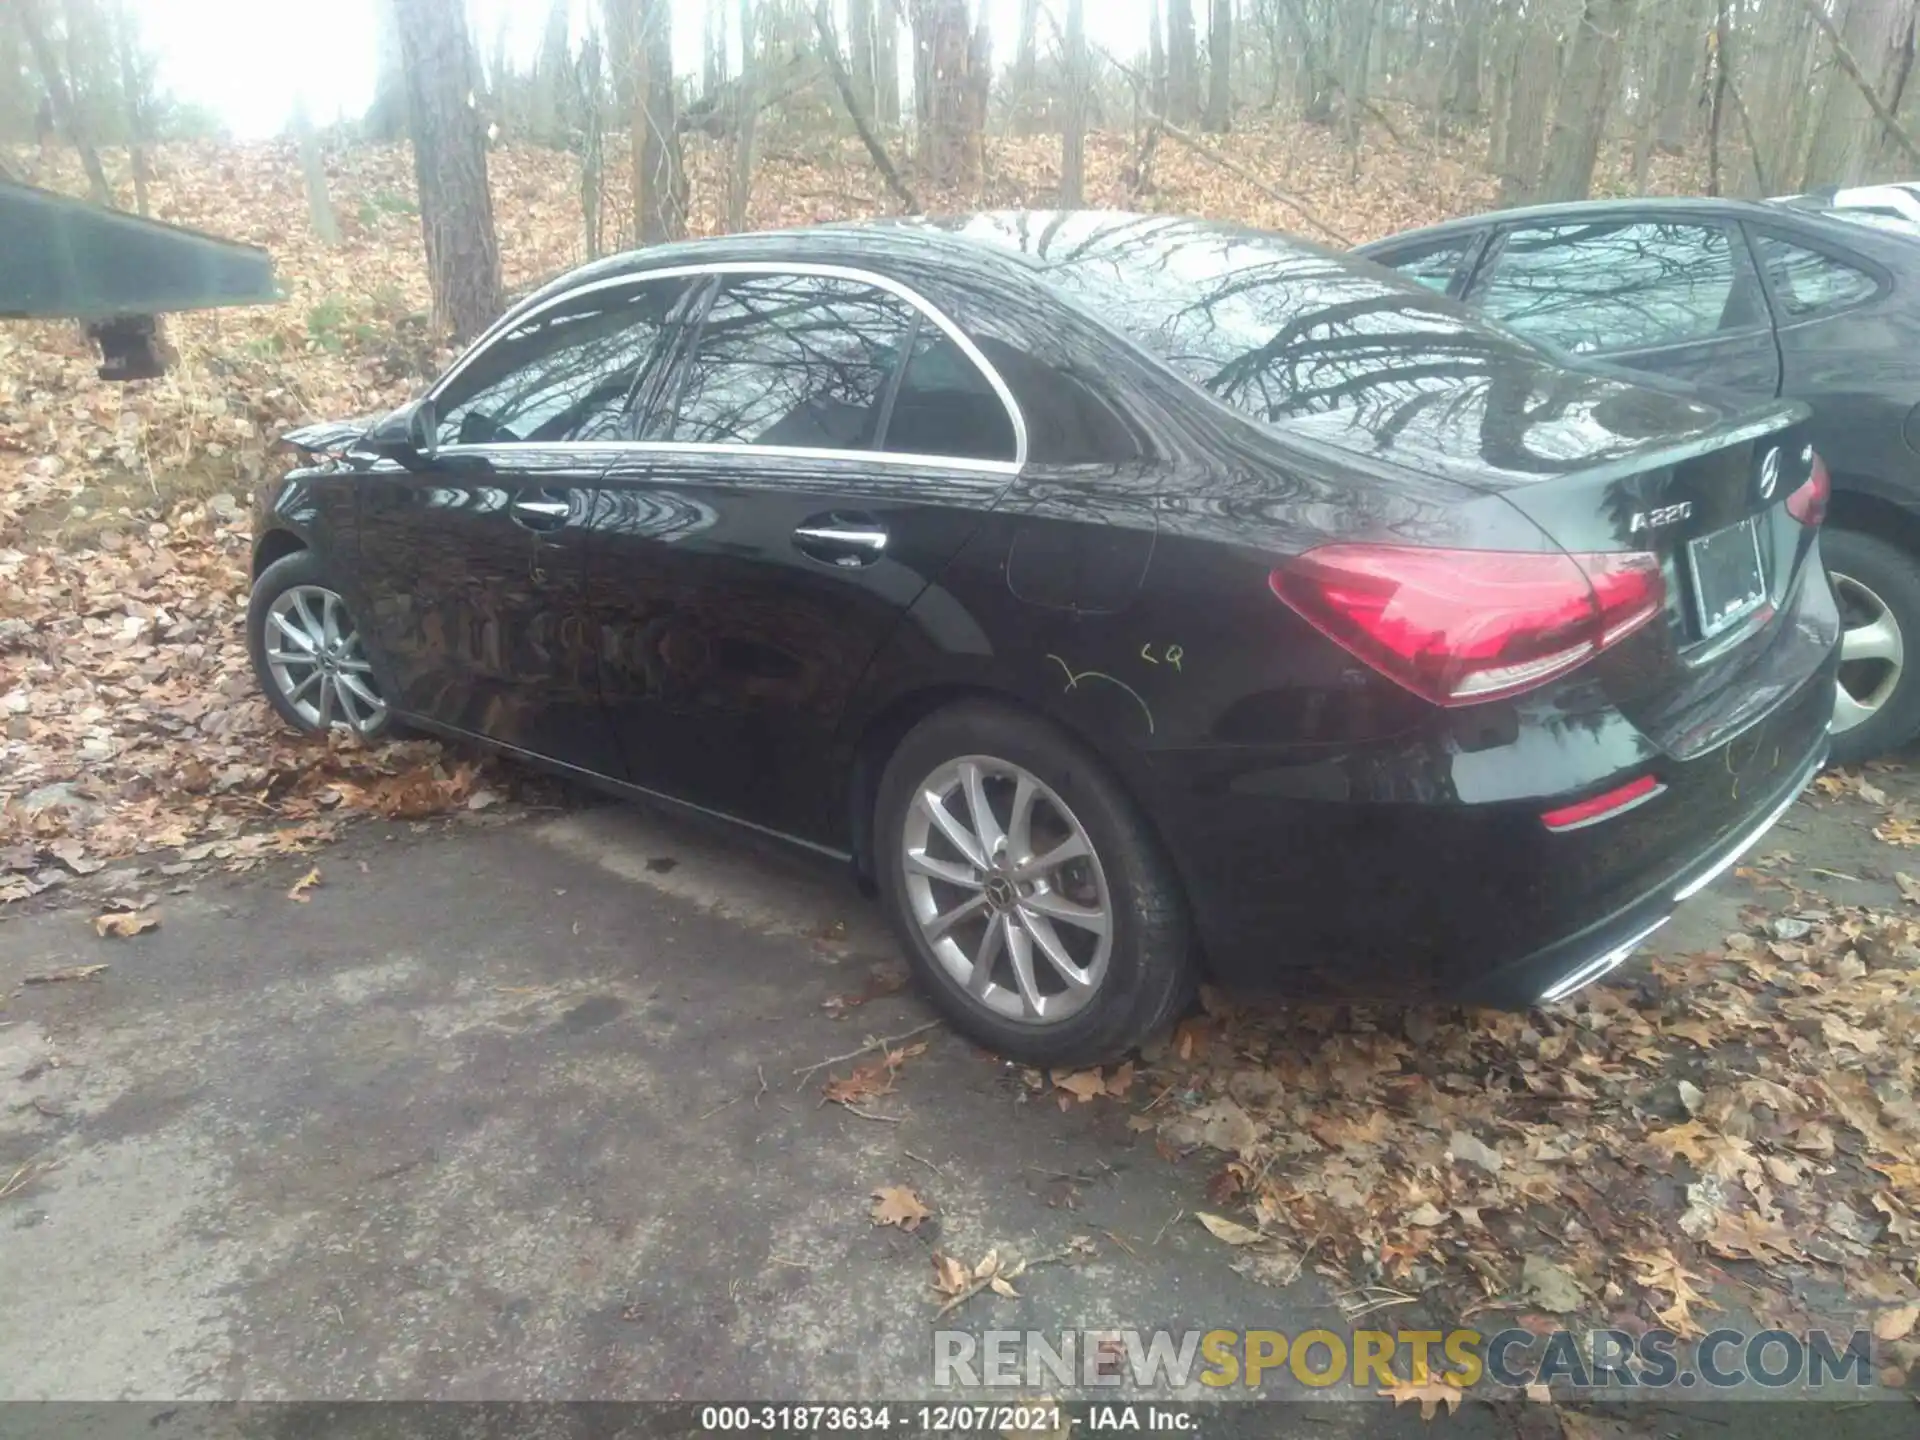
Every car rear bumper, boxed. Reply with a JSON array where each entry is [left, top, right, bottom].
[[1457, 734, 1827, 1007], [1144, 611, 1840, 1006]]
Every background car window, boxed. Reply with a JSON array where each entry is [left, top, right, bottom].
[[435, 281, 679, 446], [882, 329, 1019, 461], [1754, 235, 1879, 316], [656, 274, 917, 449], [1375, 237, 1476, 293], [1474, 222, 1753, 355]]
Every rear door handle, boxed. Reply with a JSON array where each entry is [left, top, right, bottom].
[[511, 495, 572, 532], [793, 518, 889, 568]]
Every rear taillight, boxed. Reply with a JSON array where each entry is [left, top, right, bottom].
[[1268, 545, 1664, 707], [1786, 452, 1830, 526]]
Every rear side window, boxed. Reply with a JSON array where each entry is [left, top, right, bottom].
[[653, 274, 918, 449], [1474, 221, 1755, 355], [1754, 235, 1879, 317], [879, 330, 1018, 462], [1372, 236, 1478, 294], [436, 280, 681, 446]]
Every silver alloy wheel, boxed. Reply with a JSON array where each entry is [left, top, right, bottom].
[[1831, 569, 1905, 734], [264, 584, 387, 734], [901, 755, 1113, 1025]]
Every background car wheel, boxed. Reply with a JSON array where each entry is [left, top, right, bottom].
[[875, 701, 1193, 1067], [247, 550, 391, 739], [1822, 528, 1920, 765]]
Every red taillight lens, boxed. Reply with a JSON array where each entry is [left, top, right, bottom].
[[1786, 452, 1830, 526], [1268, 545, 1664, 707]]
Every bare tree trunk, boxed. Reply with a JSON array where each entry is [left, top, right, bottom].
[[109, 0, 149, 214], [876, 0, 900, 125], [630, 0, 685, 243], [293, 100, 340, 245], [1802, 0, 1919, 184], [17, 0, 110, 203], [1485, 0, 1516, 167], [819, 0, 919, 208], [1652, 0, 1702, 153], [392, 0, 502, 341], [912, 0, 974, 187], [703, 0, 727, 102], [1061, 0, 1087, 202], [604, 0, 637, 114], [1799, 0, 1920, 176], [578, 34, 605, 257], [1168, 0, 1200, 124], [729, 0, 758, 230], [1012, 0, 1040, 133], [848, 0, 878, 121], [1537, 0, 1635, 202], [1497, 17, 1558, 203], [1443, 0, 1485, 117], [1204, 0, 1233, 131], [1150, 0, 1169, 117]]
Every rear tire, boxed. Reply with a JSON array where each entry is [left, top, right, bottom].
[[1823, 527, 1920, 765], [874, 701, 1193, 1067]]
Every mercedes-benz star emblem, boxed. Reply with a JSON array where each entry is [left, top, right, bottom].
[[1758, 446, 1781, 501]]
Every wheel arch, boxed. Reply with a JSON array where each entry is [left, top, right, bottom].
[[842, 683, 1207, 973], [252, 528, 307, 580], [1825, 483, 1920, 563]]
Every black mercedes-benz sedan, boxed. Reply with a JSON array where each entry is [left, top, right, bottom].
[[1356, 196, 1920, 763], [251, 212, 1838, 1065]]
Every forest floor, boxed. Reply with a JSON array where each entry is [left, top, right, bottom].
[[5, 116, 1919, 1428]]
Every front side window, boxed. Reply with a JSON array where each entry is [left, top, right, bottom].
[[1754, 235, 1880, 317], [654, 274, 919, 449], [1473, 221, 1752, 355], [435, 280, 682, 446]]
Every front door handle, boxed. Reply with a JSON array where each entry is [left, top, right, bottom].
[[512, 495, 572, 532], [793, 520, 888, 568]]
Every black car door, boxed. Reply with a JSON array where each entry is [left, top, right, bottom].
[[1462, 217, 1784, 397], [356, 276, 687, 775], [586, 267, 1023, 846]]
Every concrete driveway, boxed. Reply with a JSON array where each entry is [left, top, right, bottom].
[[0, 786, 1910, 1438]]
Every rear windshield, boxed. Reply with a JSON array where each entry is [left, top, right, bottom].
[[972, 214, 1546, 425]]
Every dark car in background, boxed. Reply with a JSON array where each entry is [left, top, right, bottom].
[[251, 213, 1837, 1064], [1358, 196, 1920, 762]]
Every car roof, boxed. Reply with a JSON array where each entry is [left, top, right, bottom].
[[503, 210, 1329, 325], [1353, 193, 1880, 252]]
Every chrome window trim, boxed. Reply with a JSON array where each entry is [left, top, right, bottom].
[[427, 259, 1028, 471]]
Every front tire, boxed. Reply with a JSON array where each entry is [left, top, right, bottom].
[[247, 551, 391, 738], [874, 701, 1193, 1067], [1823, 528, 1920, 765]]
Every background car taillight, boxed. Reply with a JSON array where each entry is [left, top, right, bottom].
[[1786, 451, 1830, 526], [1268, 545, 1664, 707]]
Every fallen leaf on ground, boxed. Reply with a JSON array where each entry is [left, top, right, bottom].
[[1378, 1379, 1462, 1419], [286, 867, 322, 901], [930, 1252, 971, 1297], [822, 1040, 927, 1106], [870, 1185, 931, 1232], [1053, 1069, 1108, 1104], [93, 910, 158, 938], [1196, 1211, 1264, 1246], [1522, 1254, 1586, 1314], [1875, 1304, 1919, 1341], [1630, 1250, 1719, 1339], [24, 963, 109, 984]]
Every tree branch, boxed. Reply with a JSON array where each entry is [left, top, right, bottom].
[[814, 0, 920, 213], [1796, 0, 1920, 170]]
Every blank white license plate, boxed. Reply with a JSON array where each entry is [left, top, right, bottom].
[[1688, 516, 1767, 638]]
